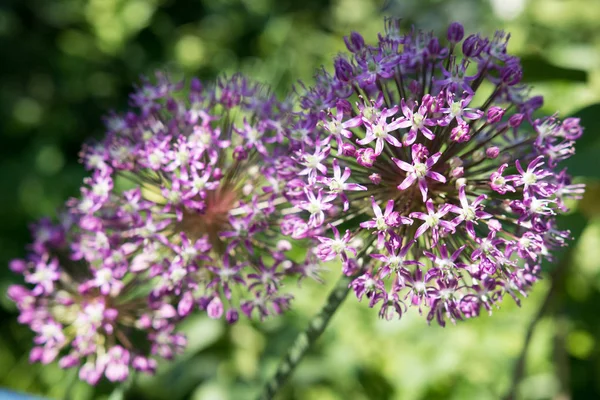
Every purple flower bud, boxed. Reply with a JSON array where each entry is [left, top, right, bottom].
[[334, 57, 354, 83], [132, 356, 157, 373], [240, 301, 253, 318], [9, 259, 26, 273], [196, 296, 210, 310], [344, 31, 365, 53], [342, 259, 359, 276], [561, 117, 583, 140], [486, 146, 500, 159], [166, 98, 178, 112], [525, 96, 544, 112], [426, 37, 442, 58], [29, 347, 43, 363], [342, 143, 357, 157], [412, 143, 429, 160], [350, 273, 378, 300], [155, 305, 176, 321], [177, 292, 194, 316], [488, 219, 502, 231], [272, 296, 291, 315], [104, 308, 119, 320], [450, 122, 470, 142], [356, 148, 377, 167], [384, 211, 404, 227], [459, 297, 480, 318], [80, 362, 103, 385], [487, 106, 505, 124], [7, 285, 29, 303], [501, 63, 522, 85], [462, 34, 484, 57], [59, 355, 80, 369], [226, 309, 239, 324], [40, 348, 58, 364], [447, 22, 465, 43], [336, 99, 352, 114], [212, 168, 224, 180], [233, 145, 248, 161], [509, 113, 524, 128], [369, 173, 382, 185], [207, 296, 223, 319], [79, 215, 102, 231], [421, 94, 434, 110], [276, 239, 292, 252], [190, 77, 202, 92], [451, 166, 464, 178], [105, 348, 130, 382], [137, 314, 152, 329]]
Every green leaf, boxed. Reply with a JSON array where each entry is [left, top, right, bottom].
[[520, 55, 587, 83]]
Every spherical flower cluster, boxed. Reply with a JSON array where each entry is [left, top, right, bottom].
[[284, 19, 585, 326], [77, 73, 313, 323], [8, 73, 316, 384], [8, 213, 186, 384]]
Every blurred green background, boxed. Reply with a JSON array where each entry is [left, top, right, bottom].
[[2, 0, 600, 399]]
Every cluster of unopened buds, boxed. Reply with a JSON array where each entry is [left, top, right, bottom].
[[8, 19, 584, 385]]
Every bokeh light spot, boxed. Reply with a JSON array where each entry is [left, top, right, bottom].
[[57, 29, 92, 57], [567, 330, 595, 359], [489, 0, 525, 20], [175, 35, 206, 69], [36, 145, 65, 176], [121, 1, 155, 31], [13, 98, 43, 126]]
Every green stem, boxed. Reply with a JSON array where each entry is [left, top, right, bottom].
[[503, 247, 573, 400], [502, 278, 555, 400], [258, 273, 354, 400]]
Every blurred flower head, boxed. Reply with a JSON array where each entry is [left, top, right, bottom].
[[283, 19, 585, 326], [8, 72, 318, 385], [76, 73, 314, 324], [9, 212, 186, 384]]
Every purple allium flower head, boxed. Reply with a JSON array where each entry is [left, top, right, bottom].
[[8, 211, 184, 384], [71, 73, 315, 326], [283, 19, 585, 326]]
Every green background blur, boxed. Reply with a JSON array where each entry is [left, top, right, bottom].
[[2, 0, 600, 399]]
